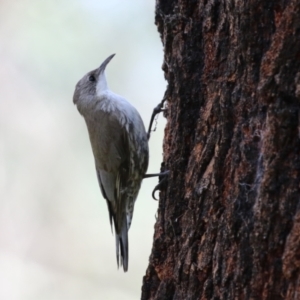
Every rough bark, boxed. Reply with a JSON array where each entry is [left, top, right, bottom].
[[142, 0, 300, 299]]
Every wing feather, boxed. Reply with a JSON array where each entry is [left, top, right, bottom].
[[84, 100, 147, 271], [86, 110, 131, 231]]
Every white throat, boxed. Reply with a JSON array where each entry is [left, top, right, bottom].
[[96, 71, 108, 96]]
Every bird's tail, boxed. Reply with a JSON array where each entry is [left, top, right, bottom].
[[115, 219, 128, 272]]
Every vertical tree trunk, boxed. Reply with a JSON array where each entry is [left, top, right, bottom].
[[142, 0, 300, 299]]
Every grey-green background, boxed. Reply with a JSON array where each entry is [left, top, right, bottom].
[[0, 1, 166, 299]]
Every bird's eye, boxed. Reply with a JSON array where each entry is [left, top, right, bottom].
[[88, 75, 96, 82]]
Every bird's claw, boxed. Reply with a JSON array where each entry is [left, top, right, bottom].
[[151, 170, 169, 200], [147, 98, 167, 140]]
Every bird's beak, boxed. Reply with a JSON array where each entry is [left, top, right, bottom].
[[97, 54, 116, 74]]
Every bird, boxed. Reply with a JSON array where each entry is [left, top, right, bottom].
[[73, 54, 149, 272]]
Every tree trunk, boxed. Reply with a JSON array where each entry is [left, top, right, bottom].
[[142, 0, 300, 299]]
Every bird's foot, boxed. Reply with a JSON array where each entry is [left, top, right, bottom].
[[143, 170, 169, 200], [147, 97, 167, 140]]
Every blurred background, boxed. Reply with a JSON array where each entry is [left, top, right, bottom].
[[0, 1, 166, 299]]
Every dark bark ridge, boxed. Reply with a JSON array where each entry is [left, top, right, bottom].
[[142, 1, 300, 299]]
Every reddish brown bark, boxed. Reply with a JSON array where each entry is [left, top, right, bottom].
[[142, 0, 300, 299]]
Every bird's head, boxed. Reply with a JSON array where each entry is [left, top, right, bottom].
[[73, 54, 115, 108]]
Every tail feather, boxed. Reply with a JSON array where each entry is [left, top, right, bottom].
[[115, 221, 128, 272]]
